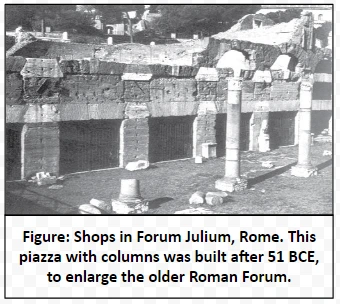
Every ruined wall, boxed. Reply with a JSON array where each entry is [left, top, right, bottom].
[[22, 123, 59, 178], [5, 56, 332, 178]]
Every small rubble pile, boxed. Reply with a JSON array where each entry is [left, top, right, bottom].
[[189, 190, 228, 206], [29, 172, 57, 186], [78, 179, 149, 215], [314, 129, 332, 143]]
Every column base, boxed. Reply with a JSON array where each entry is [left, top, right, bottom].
[[215, 177, 248, 193], [112, 199, 149, 214], [291, 164, 318, 178]]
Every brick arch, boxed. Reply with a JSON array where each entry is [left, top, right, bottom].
[[279, 42, 330, 72], [216, 50, 248, 76]]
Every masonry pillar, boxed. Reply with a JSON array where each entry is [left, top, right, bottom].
[[291, 81, 318, 177], [215, 78, 247, 192], [194, 67, 219, 158], [250, 111, 270, 152], [21, 122, 60, 179]]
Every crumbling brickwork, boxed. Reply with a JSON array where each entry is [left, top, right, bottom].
[[61, 75, 124, 103], [150, 78, 197, 102], [197, 81, 217, 101], [270, 82, 300, 100], [123, 81, 150, 103]]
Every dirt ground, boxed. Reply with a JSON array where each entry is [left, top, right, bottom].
[[6, 141, 332, 215]]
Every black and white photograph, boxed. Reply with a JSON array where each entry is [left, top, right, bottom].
[[5, 3, 333, 215]]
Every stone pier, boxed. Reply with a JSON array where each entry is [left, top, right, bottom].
[[215, 78, 248, 192], [291, 81, 318, 177]]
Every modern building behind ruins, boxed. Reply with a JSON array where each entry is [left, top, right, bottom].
[[6, 11, 332, 181]]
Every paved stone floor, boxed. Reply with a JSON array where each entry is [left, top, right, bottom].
[[6, 141, 332, 215]]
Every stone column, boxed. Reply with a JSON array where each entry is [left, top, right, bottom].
[[328, 116, 332, 136], [215, 78, 247, 192], [291, 81, 318, 177]]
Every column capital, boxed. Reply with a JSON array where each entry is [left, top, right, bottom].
[[300, 81, 314, 92], [228, 78, 242, 91]]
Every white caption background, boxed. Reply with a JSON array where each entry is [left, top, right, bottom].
[[6, 215, 332, 298]]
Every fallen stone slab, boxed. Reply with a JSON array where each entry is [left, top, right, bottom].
[[78, 204, 102, 214], [205, 191, 228, 206], [48, 185, 63, 190], [125, 160, 150, 171], [90, 198, 112, 213], [175, 207, 214, 214], [189, 191, 205, 205]]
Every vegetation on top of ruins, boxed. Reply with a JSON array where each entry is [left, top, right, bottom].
[[6, 5, 99, 36], [153, 5, 261, 37], [315, 21, 332, 48], [264, 8, 303, 24]]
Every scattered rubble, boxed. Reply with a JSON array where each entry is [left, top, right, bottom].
[[30, 172, 57, 186], [111, 199, 149, 214]]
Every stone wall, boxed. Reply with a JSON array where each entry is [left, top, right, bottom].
[[6, 57, 332, 179]]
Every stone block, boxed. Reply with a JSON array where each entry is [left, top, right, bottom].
[[252, 70, 272, 83], [150, 78, 196, 103], [206, 192, 228, 205], [201, 143, 217, 158], [124, 102, 150, 119], [98, 61, 126, 75], [78, 204, 102, 214], [195, 67, 219, 82], [125, 160, 150, 171], [123, 80, 150, 102], [21, 58, 63, 78], [195, 156, 203, 164], [189, 191, 205, 204], [197, 82, 217, 100], [89, 198, 112, 213]]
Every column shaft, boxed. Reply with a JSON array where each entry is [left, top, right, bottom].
[[215, 78, 247, 192], [291, 81, 317, 177], [225, 93, 241, 178]]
